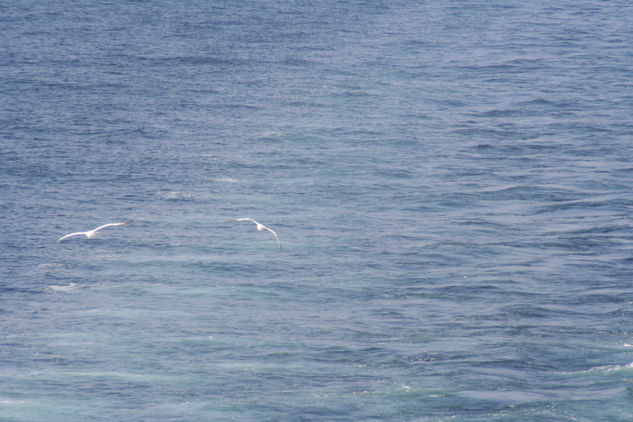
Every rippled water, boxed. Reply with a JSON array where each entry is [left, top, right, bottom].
[[2, 1, 633, 420]]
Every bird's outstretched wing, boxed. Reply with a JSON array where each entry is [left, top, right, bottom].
[[57, 222, 129, 242], [264, 227, 282, 249], [93, 222, 129, 232], [235, 218, 258, 224], [56, 232, 88, 242]]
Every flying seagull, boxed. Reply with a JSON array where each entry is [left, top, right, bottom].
[[56, 222, 130, 242], [235, 218, 282, 249]]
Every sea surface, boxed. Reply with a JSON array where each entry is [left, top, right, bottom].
[[2, 1, 633, 421]]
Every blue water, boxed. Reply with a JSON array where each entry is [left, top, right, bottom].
[[2, 1, 633, 420]]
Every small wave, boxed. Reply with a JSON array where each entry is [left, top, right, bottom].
[[585, 363, 633, 376], [49, 283, 78, 293], [609, 362, 633, 371], [0, 399, 26, 406], [457, 389, 549, 404], [156, 191, 194, 200], [37, 263, 65, 271], [257, 130, 283, 138], [569, 362, 633, 375], [214, 177, 239, 183]]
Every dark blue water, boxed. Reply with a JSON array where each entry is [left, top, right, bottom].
[[2, 1, 633, 420]]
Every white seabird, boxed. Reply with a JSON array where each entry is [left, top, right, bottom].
[[56, 222, 130, 242], [235, 218, 282, 249]]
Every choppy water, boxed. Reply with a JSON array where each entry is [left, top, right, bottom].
[[2, 1, 633, 420]]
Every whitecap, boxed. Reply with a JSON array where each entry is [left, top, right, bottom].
[[49, 283, 78, 292], [157, 191, 194, 200], [0, 399, 26, 405], [258, 130, 282, 138], [215, 177, 239, 183]]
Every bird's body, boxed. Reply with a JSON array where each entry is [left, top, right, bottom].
[[57, 222, 130, 242], [235, 218, 282, 248]]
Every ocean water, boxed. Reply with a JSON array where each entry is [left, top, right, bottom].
[[2, 0, 633, 420]]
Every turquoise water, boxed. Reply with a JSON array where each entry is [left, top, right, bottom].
[[2, 1, 633, 420]]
